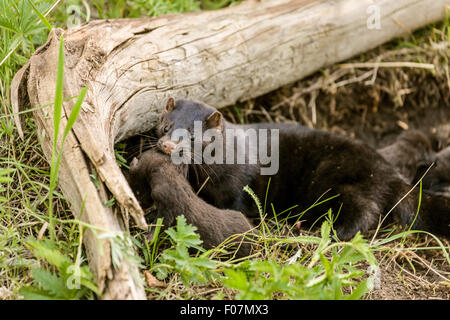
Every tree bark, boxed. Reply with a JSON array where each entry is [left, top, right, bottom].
[[11, 0, 449, 299]]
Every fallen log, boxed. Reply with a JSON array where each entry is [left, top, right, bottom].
[[11, 0, 449, 299]]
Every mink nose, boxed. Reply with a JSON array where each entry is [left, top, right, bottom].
[[161, 141, 177, 154]]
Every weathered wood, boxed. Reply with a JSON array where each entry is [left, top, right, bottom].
[[14, 29, 146, 299], [11, 0, 449, 299]]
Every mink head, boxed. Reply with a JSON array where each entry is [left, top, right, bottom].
[[156, 98, 224, 162], [126, 150, 188, 210]]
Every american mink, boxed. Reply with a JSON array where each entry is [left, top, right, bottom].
[[127, 149, 254, 258], [377, 130, 437, 183], [153, 98, 450, 240]]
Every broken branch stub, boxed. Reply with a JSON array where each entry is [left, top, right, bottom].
[[11, 0, 449, 299]]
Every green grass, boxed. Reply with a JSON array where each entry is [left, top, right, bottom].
[[147, 214, 377, 300], [14, 33, 99, 300]]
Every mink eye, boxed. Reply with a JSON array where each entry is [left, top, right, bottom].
[[163, 126, 169, 133]]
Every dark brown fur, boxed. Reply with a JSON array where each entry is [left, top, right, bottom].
[[127, 149, 254, 258], [154, 99, 450, 240], [422, 146, 450, 197], [377, 130, 437, 183]]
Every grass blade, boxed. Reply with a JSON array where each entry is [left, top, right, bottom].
[[62, 87, 87, 144], [52, 33, 65, 160], [47, 34, 65, 239], [27, 0, 52, 31]]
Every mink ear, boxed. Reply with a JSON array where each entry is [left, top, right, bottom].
[[164, 97, 175, 112], [205, 111, 223, 130], [130, 157, 139, 170]]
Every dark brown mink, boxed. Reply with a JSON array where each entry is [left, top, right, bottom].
[[377, 130, 437, 184], [154, 98, 450, 241], [127, 149, 255, 258]]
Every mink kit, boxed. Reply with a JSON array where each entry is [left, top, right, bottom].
[[126, 149, 255, 258]]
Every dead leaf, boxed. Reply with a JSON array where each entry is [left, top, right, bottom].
[[144, 271, 167, 288]]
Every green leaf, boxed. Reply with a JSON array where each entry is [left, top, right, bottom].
[[52, 35, 64, 153], [306, 272, 326, 287], [31, 268, 73, 299], [0, 168, 15, 184], [0, 168, 15, 176], [61, 87, 87, 145], [26, 239, 72, 270], [319, 253, 331, 275], [155, 264, 170, 280], [320, 219, 332, 239], [345, 279, 369, 300], [19, 286, 56, 300], [27, 0, 52, 31], [149, 217, 164, 245], [0, 176, 13, 183], [223, 269, 249, 291], [89, 173, 100, 189], [104, 197, 115, 208], [337, 246, 365, 265], [153, 216, 221, 286], [165, 215, 203, 250], [79, 277, 99, 295]]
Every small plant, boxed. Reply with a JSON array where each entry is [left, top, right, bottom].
[[114, 143, 129, 169], [19, 238, 98, 300], [147, 185, 379, 299], [97, 230, 145, 288], [152, 216, 221, 286], [147, 211, 377, 300], [0, 0, 53, 70], [223, 221, 378, 300]]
